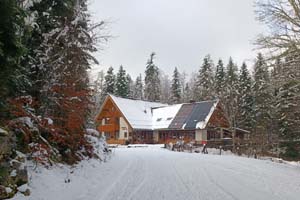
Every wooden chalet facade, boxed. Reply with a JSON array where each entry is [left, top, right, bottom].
[[95, 94, 249, 145]]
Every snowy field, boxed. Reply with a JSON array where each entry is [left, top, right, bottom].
[[13, 146, 300, 200]]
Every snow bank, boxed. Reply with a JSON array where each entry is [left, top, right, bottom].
[[85, 129, 110, 161], [12, 135, 110, 200]]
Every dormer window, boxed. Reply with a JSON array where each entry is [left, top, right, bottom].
[[156, 118, 162, 122], [167, 117, 173, 121]]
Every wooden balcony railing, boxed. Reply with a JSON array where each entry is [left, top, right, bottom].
[[98, 124, 119, 132]]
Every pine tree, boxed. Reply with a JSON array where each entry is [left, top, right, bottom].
[[115, 65, 129, 98], [195, 55, 214, 101], [237, 62, 254, 131], [24, 0, 76, 106], [160, 73, 171, 103], [179, 71, 187, 99], [183, 83, 192, 103], [92, 70, 105, 115], [0, 0, 28, 118], [269, 58, 283, 139], [144, 52, 161, 102], [171, 67, 182, 103], [224, 57, 239, 127], [189, 72, 198, 101], [31, 0, 103, 162], [215, 59, 225, 98], [276, 54, 300, 142], [253, 53, 272, 149], [126, 74, 134, 98], [133, 74, 143, 100], [103, 67, 115, 95]]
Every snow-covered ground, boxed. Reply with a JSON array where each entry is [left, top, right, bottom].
[[12, 146, 300, 200]]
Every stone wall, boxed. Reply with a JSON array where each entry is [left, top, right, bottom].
[[0, 127, 29, 199]]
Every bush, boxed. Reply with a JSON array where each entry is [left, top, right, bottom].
[[280, 141, 300, 160]]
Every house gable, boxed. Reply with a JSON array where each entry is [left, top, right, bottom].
[[96, 96, 133, 133], [206, 102, 230, 128]]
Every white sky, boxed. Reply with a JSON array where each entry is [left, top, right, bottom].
[[89, 0, 266, 79]]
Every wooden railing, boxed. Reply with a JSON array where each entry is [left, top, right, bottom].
[[98, 124, 119, 132]]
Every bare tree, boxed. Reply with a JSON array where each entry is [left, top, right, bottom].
[[255, 0, 300, 59]]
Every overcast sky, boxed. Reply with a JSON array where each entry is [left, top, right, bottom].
[[89, 0, 265, 79]]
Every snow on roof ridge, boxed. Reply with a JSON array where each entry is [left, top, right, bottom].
[[108, 94, 167, 107]]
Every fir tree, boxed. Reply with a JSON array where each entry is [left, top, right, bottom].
[[276, 53, 300, 142], [224, 57, 239, 127], [103, 67, 115, 95], [195, 55, 214, 101], [237, 62, 254, 131], [32, 0, 104, 162], [144, 52, 161, 101], [160, 73, 171, 103], [93, 70, 105, 113], [126, 74, 134, 98], [133, 74, 143, 100], [253, 53, 272, 148], [24, 0, 76, 105], [115, 65, 129, 98], [0, 0, 27, 117], [183, 83, 192, 103], [171, 67, 182, 103], [269, 58, 284, 139], [215, 59, 225, 98]]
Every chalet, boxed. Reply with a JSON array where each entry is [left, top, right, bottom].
[[95, 94, 248, 145]]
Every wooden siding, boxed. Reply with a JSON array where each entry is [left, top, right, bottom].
[[131, 130, 154, 144], [158, 130, 195, 144], [96, 97, 132, 144], [207, 103, 230, 128]]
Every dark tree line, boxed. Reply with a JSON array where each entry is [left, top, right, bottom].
[[0, 0, 107, 164]]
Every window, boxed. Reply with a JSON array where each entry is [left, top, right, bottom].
[[167, 117, 173, 121], [115, 131, 119, 139], [124, 132, 128, 138], [104, 118, 110, 124], [156, 118, 162, 122]]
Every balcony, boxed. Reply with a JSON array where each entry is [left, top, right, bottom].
[[98, 124, 119, 132]]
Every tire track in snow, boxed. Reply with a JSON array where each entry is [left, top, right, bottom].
[[217, 158, 285, 200], [95, 155, 136, 200], [125, 155, 148, 200], [201, 161, 239, 200], [100, 152, 146, 200], [170, 159, 197, 200]]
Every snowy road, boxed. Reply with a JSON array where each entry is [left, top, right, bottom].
[[14, 146, 300, 200]]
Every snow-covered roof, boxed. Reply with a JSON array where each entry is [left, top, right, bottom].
[[106, 95, 219, 130], [110, 95, 167, 130], [152, 104, 182, 129]]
